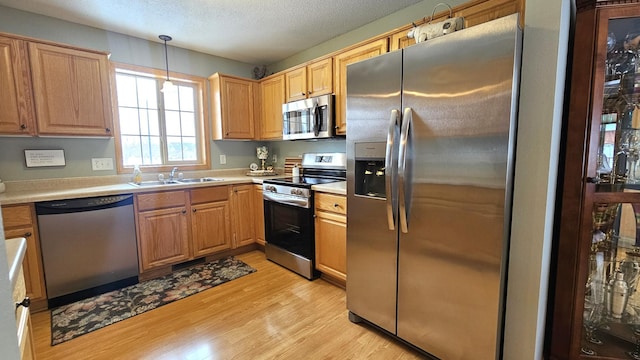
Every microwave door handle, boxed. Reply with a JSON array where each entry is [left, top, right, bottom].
[[385, 109, 399, 231], [312, 100, 320, 136], [398, 107, 412, 234]]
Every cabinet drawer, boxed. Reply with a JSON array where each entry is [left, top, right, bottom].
[[191, 185, 228, 204], [315, 193, 346, 215], [136, 190, 187, 211], [2, 205, 33, 228]]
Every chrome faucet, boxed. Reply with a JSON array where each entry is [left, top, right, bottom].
[[169, 167, 178, 181]]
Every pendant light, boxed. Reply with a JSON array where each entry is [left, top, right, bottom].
[[159, 34, 175, 93]]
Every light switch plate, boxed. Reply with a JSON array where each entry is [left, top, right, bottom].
[[92, 158, 114, 171]]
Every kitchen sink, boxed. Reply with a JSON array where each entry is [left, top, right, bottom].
[[129, 177, 224, 187], [178, 177, 224, 183], [128, 180, 182, 187]]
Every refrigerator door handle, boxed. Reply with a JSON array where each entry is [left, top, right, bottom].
[[398, 107, 412, 233], [385, 109, 400, 230]]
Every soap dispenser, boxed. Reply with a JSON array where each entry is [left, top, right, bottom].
[[132, 165, 142, 184]]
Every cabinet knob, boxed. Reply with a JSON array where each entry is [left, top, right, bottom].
[[20, 124, 27, 130], [192, 208, 197, 213], [333, 203, 340, 207], [302, 92, 306, 96], [105, 128, 111, 133], [15, 297, 30, 309], [182, 209, 187, 214], [24, 232, 32, 237]]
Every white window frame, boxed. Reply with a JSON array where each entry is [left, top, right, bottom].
[[111, 63, 210, 174]]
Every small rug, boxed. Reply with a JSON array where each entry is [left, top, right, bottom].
[[50, 257, 256, 345]]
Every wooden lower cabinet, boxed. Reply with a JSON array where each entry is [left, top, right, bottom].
[[136, 205, 191, 271], [314, 192, 347, 283], [230, 185, 256, 248], [135, 185, 255, 274], [2, 204, 47, 312], [13, 264, 35, 360], [191, 186, 232, 256], [253, 185, 266, 246]]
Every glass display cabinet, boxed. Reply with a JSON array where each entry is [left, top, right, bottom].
[[550, 3, 640, 359]]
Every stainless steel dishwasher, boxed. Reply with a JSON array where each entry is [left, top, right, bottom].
[[36, 194, 139, 308]]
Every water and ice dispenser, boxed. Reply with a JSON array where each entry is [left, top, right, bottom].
[[354, 142, 388, 198]]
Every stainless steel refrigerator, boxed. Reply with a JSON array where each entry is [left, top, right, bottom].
[[346, 14, 522, 360]]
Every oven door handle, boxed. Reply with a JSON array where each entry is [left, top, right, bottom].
[[263, 191, 311, 208]]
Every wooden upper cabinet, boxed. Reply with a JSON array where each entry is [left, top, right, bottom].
[[456, 0, 524, 28], [285, 58, 333, 102], [333, 38, 388, 135], [260, 74, 285, 140], [0, 36, 36, 135], [285, 67, 307, 102], [389, 0, 524, 52], [389, 28, 416, 52], [209, 73, 256, 140], [28, 42, 113, 136]]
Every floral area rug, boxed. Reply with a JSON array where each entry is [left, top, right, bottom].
[[50, 257, 256, 345]]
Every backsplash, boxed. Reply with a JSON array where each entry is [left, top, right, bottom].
[[0, 136, 346, 181]]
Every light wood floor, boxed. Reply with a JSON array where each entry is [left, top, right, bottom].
[[32, 250, 426, 359]]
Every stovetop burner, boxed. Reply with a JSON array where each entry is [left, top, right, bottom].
[[264, 176, 342, 187]]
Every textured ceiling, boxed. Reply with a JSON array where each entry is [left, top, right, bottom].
[[0, 0, 424, 64]]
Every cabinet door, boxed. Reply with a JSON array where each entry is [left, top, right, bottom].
[[285, 67, 307, 102], [315, 210, 347, 282], [333, 39, 388, 135], [191, 201, 232, 256], [28, 42, 113, 136], [0, 36, 35, 135], [389, 27, 415, 52], [210, 74, 255, 139], [137, 207, 190, 271], [230, 185, 256, 247], [455, 0, 523, 28], [253, 185, 266, 246], [4, 227, 46, 304], [260, 75, 285, 139], [307, 58, 333, 97]]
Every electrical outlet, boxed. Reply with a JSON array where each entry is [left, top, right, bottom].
[[219, 154, 227, 164], [91, 158, 114, 171]]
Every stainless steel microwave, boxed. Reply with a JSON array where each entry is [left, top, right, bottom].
[[282, 94, 334, 140]]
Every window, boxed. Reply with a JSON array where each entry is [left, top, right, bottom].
[[112, 63, 210, 173]]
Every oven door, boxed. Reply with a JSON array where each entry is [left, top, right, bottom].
[[263, 197, 314, 259]]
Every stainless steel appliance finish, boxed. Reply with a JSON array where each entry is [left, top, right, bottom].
[[36, 194, 139, 307], [282, 94, 334, 140], [263, 152, 346, 279], [346, 14, 522, 360]]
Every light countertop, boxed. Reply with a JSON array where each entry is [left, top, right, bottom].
[[0, 170, 346, 205], [5, 237, 26, 291], [312, 181, 346, 195]]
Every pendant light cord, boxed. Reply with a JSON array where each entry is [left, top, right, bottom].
[[159, 35, 172, 81]]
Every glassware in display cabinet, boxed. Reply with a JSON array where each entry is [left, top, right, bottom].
[[597, 17, 640, 192], [580, 202, 640, 357]]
